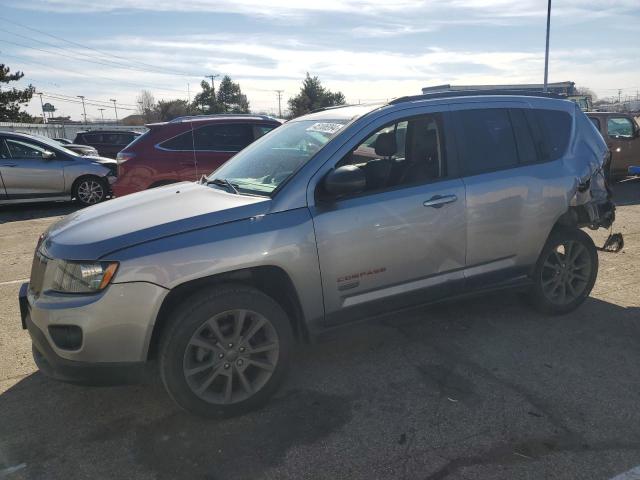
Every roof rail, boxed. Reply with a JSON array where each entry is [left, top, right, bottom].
[[389, 89, 567, 105], [168, 113, 279, 123]]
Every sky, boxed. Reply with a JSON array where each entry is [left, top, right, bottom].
[[1, 0, 639, 122]]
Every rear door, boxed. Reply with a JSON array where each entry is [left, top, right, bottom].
[[451, 104, 566, 285], [605, 115, 639, 177], [0, 137, 66, 198], [194, 123, 255, 177]]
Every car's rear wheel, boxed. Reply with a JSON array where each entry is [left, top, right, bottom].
[[159, 285, 293, 417], [73, 176, 107, 207], [528, 228, 598, 315]]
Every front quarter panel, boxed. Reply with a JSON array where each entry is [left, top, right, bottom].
[[110, 207, 324, 334], [63, 159, 112, 192]]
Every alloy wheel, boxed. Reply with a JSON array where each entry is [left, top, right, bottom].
[[183, 309, 279, 405], [540, 240, 592, 305], [77, 179, 104, 205]]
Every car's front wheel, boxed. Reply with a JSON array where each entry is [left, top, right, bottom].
[[159, 285, 293, 417], [73, 176, 107, 207], [528, 227, 598, 315]]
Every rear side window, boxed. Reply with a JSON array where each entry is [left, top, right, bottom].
[[533, 109, 572, 161], [193, 124, 254, 151], [589, 117, 601, 130], [254, 124, 277, 140], [160, 131, 194, 151], [508, 109, 538, 165], [607, 117, 634, 138], [454, 109, 519, 175]]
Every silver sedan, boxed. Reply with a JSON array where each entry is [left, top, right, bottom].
[[0, 131, 117, 207]]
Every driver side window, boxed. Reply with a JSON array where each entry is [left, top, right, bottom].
[[5, 139, 48, 160], [337, 114, 446, 193]]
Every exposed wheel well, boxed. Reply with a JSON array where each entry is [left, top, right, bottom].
[[71, 174, 105, 194], [146, 266, 309, 360]]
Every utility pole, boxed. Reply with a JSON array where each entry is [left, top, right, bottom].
[[36, 92, 47, 124], [618, 89, 622, 104], [543, 0, 552, 92], [98, 108, 105, 122], [77, 95, 87, 123], [206, 74, 220, 97], [274, 90, 284, 117], [110, 98, 119, 124]]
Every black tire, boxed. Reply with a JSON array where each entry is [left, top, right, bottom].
[[159, 285, 293, 417], [73, 176, 107, 207], [528, 228, 598, 315]]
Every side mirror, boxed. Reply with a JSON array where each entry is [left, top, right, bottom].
[[323, 165, 366, 198], [42, 150, 55, 160]]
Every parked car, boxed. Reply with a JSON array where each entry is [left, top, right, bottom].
[[0, 131, 116, 206], [53, 138, 99, 157], [19, 93, 615, 417], [586, 112, 640, 179], [73, 130, 142, 159], [112, 114, 282, 197]]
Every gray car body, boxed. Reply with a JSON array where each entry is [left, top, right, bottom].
[[25, 95, 611, 366], [0, 131, 116, 204]]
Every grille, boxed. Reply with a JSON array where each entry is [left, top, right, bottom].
[[29, 251, 48, 296]]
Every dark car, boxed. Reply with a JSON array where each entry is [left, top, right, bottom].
[[73, 130, 142, 159], [112, 114, 281, 197], [54, 138, 99, 157]]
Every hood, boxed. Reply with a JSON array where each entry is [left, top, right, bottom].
[[82, 155, 116, 166], [43, 182, 271, 260]]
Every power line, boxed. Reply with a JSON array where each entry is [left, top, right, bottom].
[[0, 16, 200, 78], [2, 52, 189, 94]]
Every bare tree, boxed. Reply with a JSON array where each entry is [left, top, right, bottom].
[[136, 90, 158, 122], [574, 86, 598, 102]]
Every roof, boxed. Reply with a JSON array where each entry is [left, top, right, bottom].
[[422, 82, 576, 94]]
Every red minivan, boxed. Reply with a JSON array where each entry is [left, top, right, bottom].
[[112, 115, 282, 197]]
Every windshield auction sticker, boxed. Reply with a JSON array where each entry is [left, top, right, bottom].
[[306, 122, 345, 134]]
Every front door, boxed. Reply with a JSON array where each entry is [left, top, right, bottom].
[[194, 123, 254, 178], [0, 137, 65, 198], [309, 111, 466, 326], [606, 115, 640, 177]]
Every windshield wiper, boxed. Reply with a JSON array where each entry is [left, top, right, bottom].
[[207, 177, 239, 194]]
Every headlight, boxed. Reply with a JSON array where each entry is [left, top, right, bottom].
[[45, 260, 118, 293]]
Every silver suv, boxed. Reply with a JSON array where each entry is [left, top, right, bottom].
[[0, 131, 116, 207], [18, 93, 615, 417]]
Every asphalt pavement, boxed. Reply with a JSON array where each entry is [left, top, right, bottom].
[[1, 181, 639, 480]]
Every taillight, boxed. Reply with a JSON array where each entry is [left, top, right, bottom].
[[116, 151, 136, 165]]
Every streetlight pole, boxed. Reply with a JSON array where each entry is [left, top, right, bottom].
[[77, 95, 87, 123], [110, 99, 119, 124], [543, 0, 552, 93], [98, 108, 105, 122]]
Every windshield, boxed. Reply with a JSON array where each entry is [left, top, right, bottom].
[[208, 119, 348, 195], [30, 134, 81, 157]]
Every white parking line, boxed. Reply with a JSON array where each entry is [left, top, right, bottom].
[[0, 463, 26, 477], [610, 465, 640, 480], [0, 279, 28, 286]]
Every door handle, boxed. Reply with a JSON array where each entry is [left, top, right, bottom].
[[0, 163, 17, 167], [423, 194, 457, 208]]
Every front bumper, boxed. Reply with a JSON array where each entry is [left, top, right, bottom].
[[20, 280, 168, 365]]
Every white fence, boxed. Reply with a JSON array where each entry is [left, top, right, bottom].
[[0, 122, 148, 141]]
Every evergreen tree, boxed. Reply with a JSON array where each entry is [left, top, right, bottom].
[[216, 76, 250, 113], [0, 64, 35, 122], [192, 80, 222, 114], [287, 73, 345, 118]]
